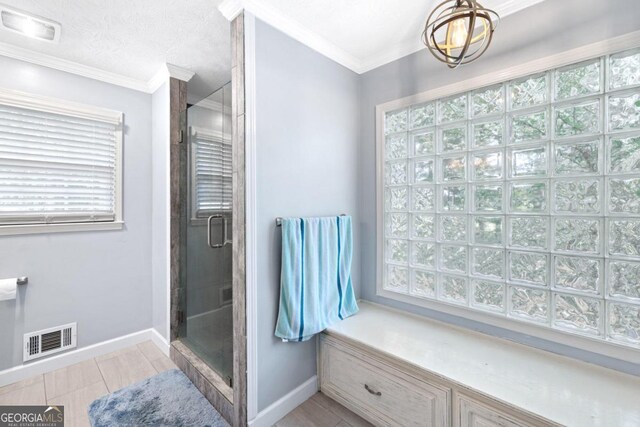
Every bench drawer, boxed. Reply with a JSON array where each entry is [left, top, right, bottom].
[[457, 394, 559, 427], [320, 336, 450, 426]]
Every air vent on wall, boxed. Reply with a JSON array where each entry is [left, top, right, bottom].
[[23, 323, 76, 362]]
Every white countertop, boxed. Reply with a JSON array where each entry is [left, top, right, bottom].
[[325, 302, 640, 427]]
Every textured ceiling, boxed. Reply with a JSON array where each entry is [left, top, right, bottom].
[[0, 0, 231, 100], [0, 0, 543, 95], [251, 0, 544, 71]]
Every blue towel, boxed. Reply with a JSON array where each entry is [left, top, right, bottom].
[[275, 216, 359, 342]]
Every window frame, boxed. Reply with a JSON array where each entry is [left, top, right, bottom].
[[376, 33, 640, 364], [0, 87, 124, 236], [189, 126, 233, 225]]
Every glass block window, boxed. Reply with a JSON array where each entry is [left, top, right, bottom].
[[380, 48, 640, 348]]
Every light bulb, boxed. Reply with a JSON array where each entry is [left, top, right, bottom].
[[21, 18, 40, 38], [449, 17, 468, 48]]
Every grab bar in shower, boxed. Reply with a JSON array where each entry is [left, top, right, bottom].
[[275, 214, 347, 226]]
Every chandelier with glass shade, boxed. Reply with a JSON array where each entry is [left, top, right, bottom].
[[422, 0, 499, 68]]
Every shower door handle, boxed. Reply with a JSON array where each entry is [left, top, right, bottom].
[[222, 216, 232, 247], [208, 215, 225, 248]]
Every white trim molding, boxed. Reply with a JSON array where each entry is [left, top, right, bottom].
[[195, 98, 227, 113], [0, 41, 152, 92], [375, 31, 640, 365], [244, 11, 259, 423], [147, 67, 171, 94], [218, 0, 244, 21], [218, 0, 546, 74], [148, 63, 196, 93], [0, 328, 168, 388], [248, 376, 318, 427], [0, 221, 124, 237], [496, 0, 545, 16], [219, 0, 361, 71], [165, 63, 196, 82], [150, 328, 171, 357], [0, 1, 542, 89], [0, 86, 122, 124], [359, 0, 547, 73], [0, 40, 195, 94]]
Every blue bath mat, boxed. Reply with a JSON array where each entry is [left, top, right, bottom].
[[88, 369, 229, 427]]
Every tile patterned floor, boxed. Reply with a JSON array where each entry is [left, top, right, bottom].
[[1, 345, 368, 427], [0, 341, 177, 427], [276, 392, 373, 427]]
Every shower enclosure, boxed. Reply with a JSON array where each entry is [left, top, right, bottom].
[[178, 82, 233, 387]]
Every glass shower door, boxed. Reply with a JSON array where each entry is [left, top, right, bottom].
[[179, 82, 233, 386]]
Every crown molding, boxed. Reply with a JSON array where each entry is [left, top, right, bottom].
[[218, 0, 243, 20], [494, 0, 545, 17], [0, 0, 544, 89], [195, 98, 228, 112], [357, 0, 547, 73], [358, 39, 426, 74], [147, 63, 195, 93], [0, 41, 151, 91], [218, 0, 547, 74], [147, 67, 170, 93], [0, 41, 195, 94], [218, 0, 363, 72], [166, 63, 196, 82]]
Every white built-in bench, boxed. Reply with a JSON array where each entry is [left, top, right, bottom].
[[319, 302, 640, 427]]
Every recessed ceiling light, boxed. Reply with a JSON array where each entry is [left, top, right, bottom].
[[0, 4, 61, 43]]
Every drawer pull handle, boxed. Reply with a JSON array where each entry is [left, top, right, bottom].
[[364, 384, 381, 396]]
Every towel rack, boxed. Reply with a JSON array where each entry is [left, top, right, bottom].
[[276, 214, 347, 227]]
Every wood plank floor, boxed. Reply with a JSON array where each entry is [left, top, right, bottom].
[[276, 392, 373, 427], [1, 348, 368, 427], [0, 341, 177, 427]]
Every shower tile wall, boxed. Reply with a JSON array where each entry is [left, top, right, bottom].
[[170, 77, 188, 342]]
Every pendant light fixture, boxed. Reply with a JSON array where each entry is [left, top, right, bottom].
[[422, 0, 499, 69]]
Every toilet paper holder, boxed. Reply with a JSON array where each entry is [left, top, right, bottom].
[[17, 277, 28, 286]]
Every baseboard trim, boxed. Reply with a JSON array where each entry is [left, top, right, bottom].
[[0, 328, 166, 387], [150, 328, 170, 356], [248, 375, 318, 427]]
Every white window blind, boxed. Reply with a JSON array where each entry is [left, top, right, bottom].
[[0, 88, 123, 228], [191, 127, 232, 217]]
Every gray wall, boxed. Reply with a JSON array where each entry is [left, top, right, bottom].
[[255, 19, 361, 410], [0, 56, 153, 370], [359, 0, 640, 374], [151, 81, 170, 339]]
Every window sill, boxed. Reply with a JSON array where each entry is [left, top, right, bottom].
[[377, 288, 640, 365], [0, 221, 124, 236]]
